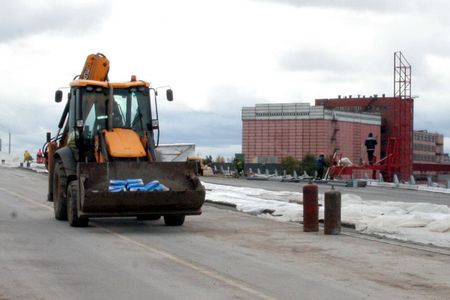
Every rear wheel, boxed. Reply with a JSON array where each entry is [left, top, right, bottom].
[[136, 215, 161, 221], [164, 215, 185, 226], [53, 159, 67, 220], [67, 181, 88, 227]]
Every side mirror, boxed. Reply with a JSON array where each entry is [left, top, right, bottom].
[[46, 132, 51, 143], [55, 90, 63, 103], [166, 89, 174, 101]]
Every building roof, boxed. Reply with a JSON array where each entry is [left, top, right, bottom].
[[242, 102, 381, 125]]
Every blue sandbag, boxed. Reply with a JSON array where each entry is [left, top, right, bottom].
[[144, 180, 160, 191], [109, 186, 125, 192], [126, 179, 144, 185], [129, 187, 147, 192], [110, 179, 127, 186], [109, 179, 170, 192], [144, 180, 170, 192], [127, 182, 145, 188], [154, 184, 169, 192], [127, 183, 145, 191]]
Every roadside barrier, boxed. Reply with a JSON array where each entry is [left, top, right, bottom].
[[324, 190, 341, 235], [302, 183, 319, 232]]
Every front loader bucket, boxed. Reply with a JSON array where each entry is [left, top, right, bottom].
[[77, 161, 205, 218]]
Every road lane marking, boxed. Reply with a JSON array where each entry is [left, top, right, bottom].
[[99, 226, 277, 300], [0, 187, 277, 300], [0, 187, 52, 211]]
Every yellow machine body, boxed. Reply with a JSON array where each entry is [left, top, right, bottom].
[[45, 53, 205, 227], [104, 128, 147, 158]]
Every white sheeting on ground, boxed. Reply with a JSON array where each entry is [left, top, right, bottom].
[[204, 182, 450, 248], [0, 152, 20, 164]]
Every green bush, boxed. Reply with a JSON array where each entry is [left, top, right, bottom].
[[281, 156, 300, 176], [301, 153, 316, 176]]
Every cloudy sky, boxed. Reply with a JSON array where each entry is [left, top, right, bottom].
[[1, 0, 449, 159]]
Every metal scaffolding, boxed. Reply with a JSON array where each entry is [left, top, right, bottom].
[[394, 51, 412, 99]]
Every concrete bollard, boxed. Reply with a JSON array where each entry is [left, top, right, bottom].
[[393, 174, 400, 185], [324, 190, 341, 235], [303, 183, 319, 232]]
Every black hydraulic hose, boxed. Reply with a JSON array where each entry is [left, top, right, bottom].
[[99, 132, 109, 162], [154, 96, 160, 146], [136, 104, 145, 136], [150, 88, 160, 146], [58, 100, 70, 129], [107, 76, 113, 131]]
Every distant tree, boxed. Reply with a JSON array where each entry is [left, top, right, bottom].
[[233, 156, 245, 176], [215, 156, 225, 163], [281, 156, 300, 175], [204, 155, 213, 165], [301, 153, 316, 176]]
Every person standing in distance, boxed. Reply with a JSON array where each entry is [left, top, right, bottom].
[[316, 153, 327, 179], [365, 133, 377, 164]]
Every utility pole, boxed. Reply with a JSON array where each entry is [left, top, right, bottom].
[[0, 124, 11, 154]]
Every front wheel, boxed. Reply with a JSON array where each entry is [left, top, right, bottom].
[[164, 215, 185, 226], [53, 159, 67, 220], [67, 181, 88, 227]]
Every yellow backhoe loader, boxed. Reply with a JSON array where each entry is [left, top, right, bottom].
[[44, 53, 205, 227]]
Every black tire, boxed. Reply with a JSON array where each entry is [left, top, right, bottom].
[[164, 215, 185, 226], [136, 215, 161, 221], [53, 159, 67, 220], [67, 181, 88, 227]]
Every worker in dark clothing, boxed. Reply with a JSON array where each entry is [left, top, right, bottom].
[[316, 153, 327, 179], [365, 133, 377, 164]]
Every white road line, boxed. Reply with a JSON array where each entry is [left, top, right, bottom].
[[0, 187, 277, 300], [100, 226, 277, 300], [0, 187, 52, 211]]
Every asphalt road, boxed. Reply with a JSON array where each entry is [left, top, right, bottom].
[[1, 167, 450, 299], [201, 176, 450, 206]]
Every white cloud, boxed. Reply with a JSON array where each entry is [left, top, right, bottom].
[[0, 0, 450, 158], [0, 0, 111, 43]]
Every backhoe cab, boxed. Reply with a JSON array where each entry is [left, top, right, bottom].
[[44, 53, 205, 227]]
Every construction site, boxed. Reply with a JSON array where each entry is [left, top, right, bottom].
[[241, 52, 450, 183], [2, 2, 450, 299]]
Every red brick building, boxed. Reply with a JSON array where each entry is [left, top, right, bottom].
[[315, 96, 414, 180], [242, 103, 381, 167]]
